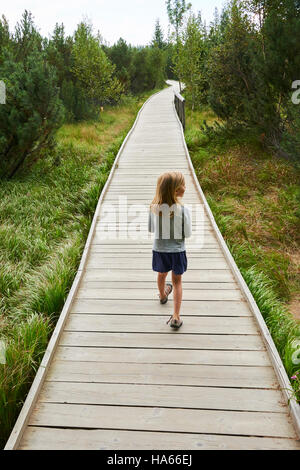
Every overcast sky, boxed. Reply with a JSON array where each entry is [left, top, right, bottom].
[[1, 0, 228, 46]]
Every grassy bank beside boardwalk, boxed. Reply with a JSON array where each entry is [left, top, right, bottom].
[[0, 88, 162, 448], [185, 105, 300, 402]]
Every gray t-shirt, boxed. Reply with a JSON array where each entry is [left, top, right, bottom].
[[148, 204, 192, 253]]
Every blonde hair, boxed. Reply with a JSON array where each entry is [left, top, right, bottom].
[[150, 171, 185, 217]]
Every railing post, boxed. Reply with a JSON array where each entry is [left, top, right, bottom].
[[174, 91, 185, 131]]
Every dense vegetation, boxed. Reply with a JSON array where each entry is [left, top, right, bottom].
[[173, 0, 300, 167], [0, 0, 300, 448], [0, 11, 172, 179]]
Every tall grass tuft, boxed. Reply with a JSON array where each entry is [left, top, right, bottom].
[[0, 314, 51, 445]]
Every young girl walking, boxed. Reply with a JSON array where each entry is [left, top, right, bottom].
[[148, 171, 192, 329]]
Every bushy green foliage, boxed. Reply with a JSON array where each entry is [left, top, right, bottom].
[[106, 38, 133, 93], [151, 19, 166, 49], [0, 12, 64, 179], [175, 12, 208, 110], [107, 40, 167, 95], [45, 20, 124, 121], [166, 0, 192, 91], [71, 21, 124, 105], [0, 11, 173, 179], [173, 0, 300, 163]]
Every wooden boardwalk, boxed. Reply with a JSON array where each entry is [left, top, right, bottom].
[[5, 82, 300, 450]]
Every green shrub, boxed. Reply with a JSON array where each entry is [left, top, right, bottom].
[[0, 48, 64, 179]]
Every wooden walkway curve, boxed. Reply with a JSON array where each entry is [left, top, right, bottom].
[[5, 82, 300, 450]]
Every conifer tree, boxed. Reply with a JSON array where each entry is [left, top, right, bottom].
[[151, 19, 166, 49], [0, 47, 64, 178], [175, 12, 207, 109], [165, 0, 192, 91], [108, 38, 132, 93], [71, 21, 124, 105]]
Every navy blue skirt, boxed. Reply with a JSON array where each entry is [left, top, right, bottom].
[[152, 250, 187, 275]]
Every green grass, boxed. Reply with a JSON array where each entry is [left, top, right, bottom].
[[185, 105, 300, 403], [0, 87, 162, 448]]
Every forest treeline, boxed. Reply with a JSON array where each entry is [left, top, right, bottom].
[[0, 11, 173, 179], [173, 0, 300, 165], [0, 0, 300, 180]]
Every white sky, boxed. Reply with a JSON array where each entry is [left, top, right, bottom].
[[1, 0, 228, 46]]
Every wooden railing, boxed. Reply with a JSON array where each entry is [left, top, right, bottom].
[[174, 91, 185, 131]]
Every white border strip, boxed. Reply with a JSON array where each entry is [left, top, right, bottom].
[[171, 88, 300, 439], [4, 87, 165, 450]]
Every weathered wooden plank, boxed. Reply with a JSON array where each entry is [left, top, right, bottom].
[[59, 331, 264, 350], [116, 167, 190, 171], [116, 157, 187, 161], [91, 237, 220, 246], [103, 191, 200, 196], [85, 259, 229, 270], [107, 185, 193, 188], [96, 219, 212, 226], [113, 173, 191, 178], [96, 218, 209, 224], [102, 199, 202, 204], [18, 427, 300, 450], [55, 346, 271, 366], [28, 403, 297, 438], [103, 196, 201, 201], [90, 245, 222, 252], [81, 270, 236, 283], [92, 237, 217, 245], [94, 231, 217, 238], [65, 314, 259, 335], [96, 218, 212, 225], [95, 226, 214, 232], [90, 244, 222, 252], [47, 360, 278, 388], [88, 252, 223, 259], [75, 287, 243, 301], [39, 381, 286, 413], [79, 281, 237, 289], [125, 142, 181, 147], [97, 208, 206, 215], [70, 298, 250, 315], [90, 244, 221, 251]]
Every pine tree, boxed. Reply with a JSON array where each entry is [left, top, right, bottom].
[[206, 0, 258, 124], [176, 12, 208, 109], [151, 19, 166, 49], [0, 15, 11, 63], [149, 44, 167, 88], [0, 47, 64, 178], [71, 21, 124, 106], [165, 0, 192, 91], [13, 10, 42, 61], [244, 0, 300, 160], [108, 38, 132, 93]]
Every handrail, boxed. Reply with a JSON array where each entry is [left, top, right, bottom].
[[174, 91, 185, 131]]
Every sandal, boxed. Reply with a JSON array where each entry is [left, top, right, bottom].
[[159, 283, 173, 304], [166, 315, 183, 329]]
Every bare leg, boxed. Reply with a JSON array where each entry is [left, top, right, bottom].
[[171, 272, 182, 320], [157, 272, 169, 299]]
